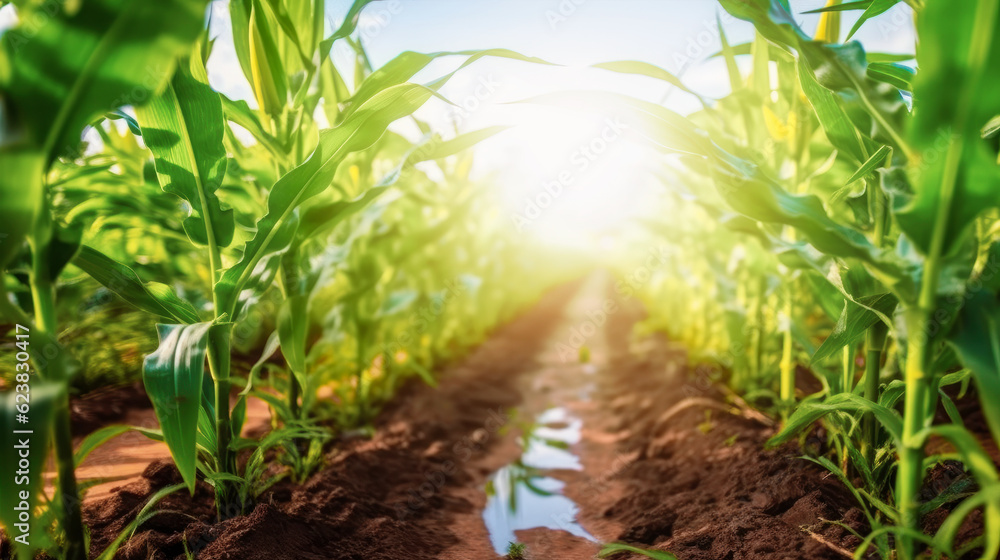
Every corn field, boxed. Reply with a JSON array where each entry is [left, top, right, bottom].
[[0, 1, 998, 559]]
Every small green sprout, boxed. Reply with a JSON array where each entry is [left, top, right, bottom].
[[506, 541, 527, 559]]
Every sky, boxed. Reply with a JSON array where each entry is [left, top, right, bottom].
[[307, 0, 916, 249], [1, 1, 917, 250]]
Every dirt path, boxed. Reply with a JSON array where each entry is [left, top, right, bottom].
[[436, 273, 864, 560], [557, 281, 864, 560], [74, 277, 865, 560]]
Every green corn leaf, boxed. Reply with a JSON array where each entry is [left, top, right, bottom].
[[802, 0, 873, 13], [290, 120, 488, 250], [74, 425, 132, 466], [106, 109, 142, 136], [379, 290, 418, 317], [74, 246, 201, 324], [142, 322, 218, 492], [797, 53, 870, 165], [866, 52, 915, 63], [0, 0, 204, 270], [409, 126, 510, 162], [216, 82, 438, 318], [135, 59, 235, 248], [895, 0, 1000, 258], [983, 115, 1000, 139], [296, 187, 394, 245], [229, 0, 255, 89], [598, 543, 678, 560], [768, 392, 903, 447], [825, 263, 900, 326], [343, 49, 554, 122], [947, 264, 1000, 448], [277, 294, 309, 386], [233, 331, 281, 435], [846, 0, 901, 41], [867, 62, 915, 90], [932, 482, 1000, 560], [717, 16, 743, 93], [0, 383, 60, 560], [406, 359, 438, 388], [0, 152, 43, 270], [319, 57, 353, 123], [801, 41, 871, 95], [0, 0, 207, 166], [258, 0, 313, 71], [916, 424, 998, 491], [812, 293, 898, 364], [592, 60, 706, 104], [709, 147, 882, 262], [248, 0, 289, 116], [845, 145, 893, 186], [319, 0, 381, 58], [220, 95, 286, 159], [94, 482, 188, 560], [718, 0, 807, 48]]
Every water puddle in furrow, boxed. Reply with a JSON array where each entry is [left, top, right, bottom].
[[482, 400, 598, 554]]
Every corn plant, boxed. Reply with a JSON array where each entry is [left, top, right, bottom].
[[568, 1, 1000, 557], [33, 0, 544, 523], [0, 1, 208, 557]]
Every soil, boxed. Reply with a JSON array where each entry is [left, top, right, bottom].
[[69, 382, 151, 437], [83, 283, 579, 560], [562, 285, 865, 560], [7, 275, 992, 559]]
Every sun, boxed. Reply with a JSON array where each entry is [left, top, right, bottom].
[[483, 101, 662, 251]]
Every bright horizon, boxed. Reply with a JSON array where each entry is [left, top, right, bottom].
[[202, 0, 916, 250]]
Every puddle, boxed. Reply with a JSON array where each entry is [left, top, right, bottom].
[[482, 407, 597, 554]]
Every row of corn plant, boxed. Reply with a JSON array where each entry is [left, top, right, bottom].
[[580, 1, 999, 558], [0, 1, 566, 558], [0, 1, 212, 557]]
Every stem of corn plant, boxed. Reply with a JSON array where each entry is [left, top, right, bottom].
[[278, 252, 302, 420], [862, 323, 887, 465], [841, 344, 855, 394], [840, 343, 856, 476], [355, 332, 367, 423], [779, 98, 807, 416], [863, 177, 888, 467], [779, 285, 795, 409], [897, 2, 995, 553], [896, 109, 965, 560], [207, 325, 237, 519], [750, 278, 764, 385], [203, 198, 237, 518], [26, 225, 86, 560]]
